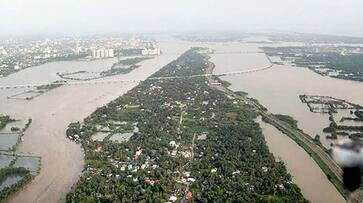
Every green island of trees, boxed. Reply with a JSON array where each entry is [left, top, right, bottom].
[[101, 57, 152, 76], [36, 81, 65, 91], [66, 48, 306, 202], [58, 57, 153, 81], [273, 114, 298, 129]]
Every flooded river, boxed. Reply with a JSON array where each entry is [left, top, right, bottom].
[[0, 36, 191, 202], [1, 37, 361, 202], [207, 42, 363, 202], [209, 42, 363, 148], [257, 118, 345, 203]]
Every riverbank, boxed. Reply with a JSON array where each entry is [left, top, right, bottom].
[[208, 42, 347, 199], [65, 48, 307, 202], [57, 57, 153, 81], [0, 54, 87, 78], [257, 118, 345, 203], [0, 36, 191, 202], [0, 115, 40, 202]]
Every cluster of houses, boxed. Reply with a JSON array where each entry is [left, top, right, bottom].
[[87, 144, 162, 185], [166, 170, 195, 203], [71, 55, 245, 200]]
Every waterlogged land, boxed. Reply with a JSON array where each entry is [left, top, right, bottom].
[[298, 95, 363, 140], [7, 81, 65, 100], [100, 57, 153, 77], [0, 36, 191, 203], [66, 48, 306, 202], [58, 57, 153, 81], [209, 42, 363, 147], [0, 167, 33, 200], [1, 35, 360, 202], [0, 114, 40, 201], [205, 42, 360, 202], [257, 118, 345, 203], [263, 46, 363, 82]]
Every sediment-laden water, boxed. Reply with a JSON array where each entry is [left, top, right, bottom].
[[207, 42, 363, 202], [0, 36, 192, 203]]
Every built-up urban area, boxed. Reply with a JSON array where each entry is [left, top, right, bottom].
[[0, 37, 161, 77]]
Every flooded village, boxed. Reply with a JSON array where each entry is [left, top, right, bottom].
[[0, 34, 363, 202], [207, 39, 363, 202], [0, 36, 192, 202]]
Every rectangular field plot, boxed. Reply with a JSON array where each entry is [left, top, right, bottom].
[[0, 175, 24, 190], [0, 120, 28, 134], [0, 154, 15, 168], [0, 133, 19, 151], [8, 91, 42, 100], [13, 156, 41, 174]]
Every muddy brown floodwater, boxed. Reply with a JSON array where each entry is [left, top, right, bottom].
[[0, 36, 192, 203], [257, 117, 345, 203], [209, 42, 363, 148], [2, 38, 360, 203], [206, 42, 363, 202]]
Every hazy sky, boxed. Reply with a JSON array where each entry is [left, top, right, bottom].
[[1, 0, 363, 37]]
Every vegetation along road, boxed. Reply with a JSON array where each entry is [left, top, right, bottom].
[[204, 53, 363, 202]]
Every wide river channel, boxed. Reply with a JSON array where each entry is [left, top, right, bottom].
[[1, 38, 362, 203], [0, 36, 192, 203], [208, 41, 363, 203]]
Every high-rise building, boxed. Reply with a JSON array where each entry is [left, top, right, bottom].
[[91, 48, 115, 58], [92, 49, 96, 58], [108, 49, 114, 57], [100, 49, 105, 58]]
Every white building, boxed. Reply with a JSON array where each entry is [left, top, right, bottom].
[[14, 65, 21, 70], [106, 49, 114, 57], [92, 49, 96, 58], [142, 47, 161, 56], [91, 48, 114, 58]]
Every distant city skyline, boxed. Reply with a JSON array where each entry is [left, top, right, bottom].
[[1, 0, 363, 37]]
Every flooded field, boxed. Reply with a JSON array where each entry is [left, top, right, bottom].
[[257, 118, 345, 203], [207, 42, 363, 202], [1, 36, 358, 202], [0, 133, 19, 151], [0, 175, 24, 190], [0, 119, 28, 134], [7, 91, 42, 100], [13, 156, 41, 175], [0, 155, 15, 168], [0, 153, 41, 194], [0, 36, 192, 202], [209, 42, 363, 148], [0, 119, 29, 151]]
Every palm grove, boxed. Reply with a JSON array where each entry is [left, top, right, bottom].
[[66, 48, 307, 202]]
